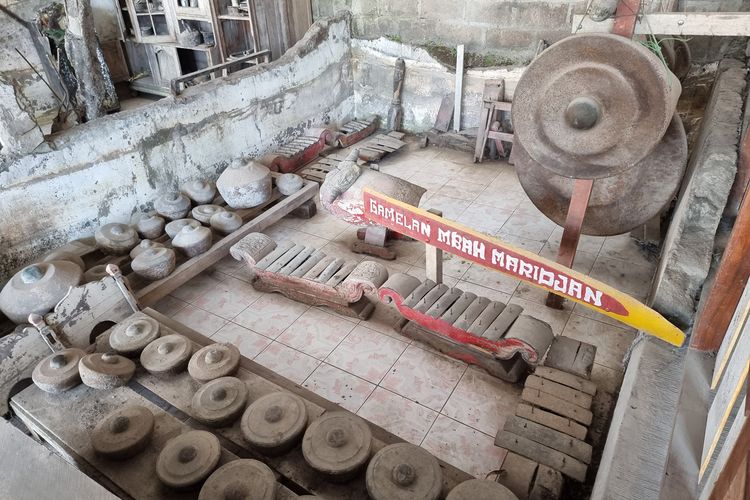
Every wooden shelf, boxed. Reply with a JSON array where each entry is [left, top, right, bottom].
[[161, 42, 215, 50], [217, 14, 250, 20], [175, 13, 211, 21]]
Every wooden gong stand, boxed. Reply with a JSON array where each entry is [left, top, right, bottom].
[[545, 0, 641, 309]]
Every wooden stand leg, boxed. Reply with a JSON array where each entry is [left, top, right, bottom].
[[426, 209, 444, 284], [546, 179, 594, 309]]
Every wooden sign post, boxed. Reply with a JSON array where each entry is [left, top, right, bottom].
[[363, 188, 685, 347]]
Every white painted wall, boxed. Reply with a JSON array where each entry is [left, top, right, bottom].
[[351, 37, 526, 132]]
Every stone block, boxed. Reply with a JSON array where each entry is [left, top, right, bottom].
[[420, 0, 466, 21], [530, 465, 564, 500], [351, 0, 378, 15], [378, 0, 417, 16], [485, 28, 538, 52], [291, 199, 317, 219], [651, 62, 746, 327], [428, 20, 486, 52], [467, 2, 570, 29], [332, 0, 352, 14], [497, 452, 538, 499], [513, 3, 571, 29], [313, 0, 334, 18], [353, 14, 379, 37]]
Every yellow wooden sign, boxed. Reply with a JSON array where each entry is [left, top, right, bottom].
[[363, 188, 685, 346]]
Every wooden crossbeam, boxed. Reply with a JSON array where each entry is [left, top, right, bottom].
[[572, 12, 750, 36]]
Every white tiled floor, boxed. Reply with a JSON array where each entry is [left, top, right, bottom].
[[155, 142, 656, 479]]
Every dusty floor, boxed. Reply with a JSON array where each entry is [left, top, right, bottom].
[[153, 142, 652, 478]]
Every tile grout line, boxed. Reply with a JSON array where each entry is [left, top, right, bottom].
[[358, 385, 440, 444], [436, 364, 469, 418]]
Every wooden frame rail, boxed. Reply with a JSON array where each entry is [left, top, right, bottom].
[[170, 49, 271, 95]]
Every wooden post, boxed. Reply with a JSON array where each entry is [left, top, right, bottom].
[[708, 418, 750, 500], [426, 209, 443, 284], [453, 44, 464, 133], [691, 175, 750, 351], [546, 179, 594, 309]]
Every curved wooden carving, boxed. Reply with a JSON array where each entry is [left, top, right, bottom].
[[379, 273, 553, 365]]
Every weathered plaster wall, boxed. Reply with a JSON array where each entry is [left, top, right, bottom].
[[313, 0, 582, 61], [0, 0, 61, 131], [0, 13, 354, 282], [352, 37, 525, 132], [0, 0, 123, 143]]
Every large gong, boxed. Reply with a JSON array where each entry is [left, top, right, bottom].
[[512, 33, 682, 180], [516, 115, 688, 236], [512, 32, 687, 236]]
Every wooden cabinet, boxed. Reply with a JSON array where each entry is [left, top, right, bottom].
[[213, 0, 257, 61], [118, 0, 176, 43], [116, 0, 306, 96], [174, 0, 211, 20], [125, 41, 181, 95]]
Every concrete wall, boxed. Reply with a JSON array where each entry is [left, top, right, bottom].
[[352, 37, 525, 132], [0, 0, 61, 130], [313, 0, 582, 61], [0, 0, 122, 129], [0, 13, 354, 281]]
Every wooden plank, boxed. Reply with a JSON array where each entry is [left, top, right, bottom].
[[435, 94, 454, 132], [485, 100, 513, 111], [467, 301, 505, 336], [279, 246, 315, 276], [487, 130, 514, 142], [135, 181, 317, 306], [266, 244, 305, 273], [387, 131, 406, 140], [257, 240, 295, 270], [701, 316, 750, 477], [481, 303, 522, 341], [526, 375, 592, 410], [474, 103, 492, 162], [374, 140, 401, 151], [543, 336, 596, 380], [572, 12, 750, 36], [453, 44, 464, 132], [504, 415, 593, 464], [0, 419, 118, 500], [496, 452, 537, 499], [285, 0, 313, 45], [516, 403, 588, 441], [521, 387, 593, 426], [535, 366, 597, 395], [365, 143, 396, 153], [532, 465, 564, 500], [705, 401, 749, 499], [372, 134, 406, 148], [495, 430, 588, 482], [712, 281, 750, 388], [358, 148, 384, 161]]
